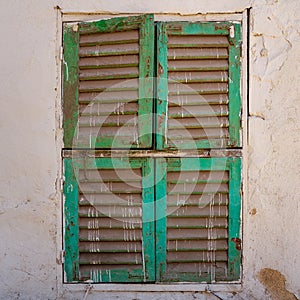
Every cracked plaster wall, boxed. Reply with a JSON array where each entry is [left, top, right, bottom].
[[0, 0, 300, 299]]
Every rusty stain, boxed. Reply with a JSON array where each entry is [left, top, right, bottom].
[[249, 208, 257, 215], [215, 24, 229, 31], [146, 57, 150, 78], [258, 268, 297, 300], [231, 237, 241, 251], [166, 24, 183, 31]]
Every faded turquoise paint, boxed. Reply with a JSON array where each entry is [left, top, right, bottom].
[[86, 269, 147, 283], [75, 156, 146, 170], [64, 157, 155, 282], [79, 14, 153, 34], [155, 158, 167, 280], [64, 158, 79, 282], [165, 21, 230, 35], [138, 14, 155, 148], [228, 23, 242, 147], [63, 25, 79, 148], [167, 157, 230, 172], [156, 23, 168, 150], [228, 157, 242, 280], [166, 140, 232, 150], [141, 158, 156, 281]]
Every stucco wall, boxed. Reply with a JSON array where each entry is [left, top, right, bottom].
[[0, 0, 299, 299]]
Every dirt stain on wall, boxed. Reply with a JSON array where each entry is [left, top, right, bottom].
[[258, 268, 297, 300]]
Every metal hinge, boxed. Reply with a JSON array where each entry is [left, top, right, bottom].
[[59, 46, 63, 61], [60, 177, 64, 192], [60, 250, 65, 264], [57, 250, 65, 265]]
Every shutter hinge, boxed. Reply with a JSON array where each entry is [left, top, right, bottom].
[[61, 250, 65, 263], [59, 46, 63, 61], [60, 177, 64, 192], [59, 113, 63, 130], [56, 250, 65, 265], [60, 250, 65, 264]]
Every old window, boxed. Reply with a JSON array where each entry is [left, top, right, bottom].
[[62, 14, 242, 283]]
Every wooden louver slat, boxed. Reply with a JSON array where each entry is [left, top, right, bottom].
[[167, 34, 229, 149], [77, 30, 140, 148]]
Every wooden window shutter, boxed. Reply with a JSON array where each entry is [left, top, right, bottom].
[[63, 17, 243, 285], [156, 22, 241, 149], [63, 15, 154, 149], [155, 157, 242, 282], [64, 157, 155, 282]]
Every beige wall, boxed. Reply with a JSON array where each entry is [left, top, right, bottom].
[[0, 0, 300, 299]]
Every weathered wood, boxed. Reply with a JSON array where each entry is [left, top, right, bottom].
[[63, 24, 79, 148], [62, 149, 243, 158]]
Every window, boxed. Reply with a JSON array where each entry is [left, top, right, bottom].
[[62, 14, 242, 283]]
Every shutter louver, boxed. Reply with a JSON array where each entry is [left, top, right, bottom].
[[63, 15, 154, 149], [155, 157, 241, 282], [64, 157, 155, 283], [156, 22, 241, 149]]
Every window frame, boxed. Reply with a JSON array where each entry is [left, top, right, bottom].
[[62, 13, 244, 285]]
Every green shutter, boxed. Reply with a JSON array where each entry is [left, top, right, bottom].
[[63, 25, 79, 148], [155, 157, 242, 282], [64, 157, 155, 282], [63, 14, 154, 149], [156, 22, 241, 149], [63, 18, 243, 284], [64, 158, 80, 282]]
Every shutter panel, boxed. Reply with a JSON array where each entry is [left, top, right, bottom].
[[64, 157, 155, 282], [155, 157, 241, 282], [63, 15, 154, 149], [156, 22, 241, 149]]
